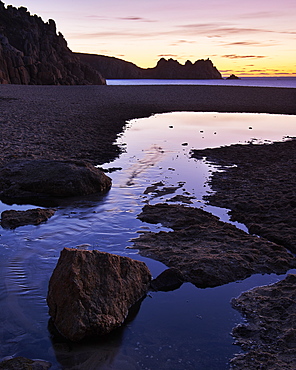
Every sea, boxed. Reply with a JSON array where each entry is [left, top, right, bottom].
[[107, 76, 296, 88]]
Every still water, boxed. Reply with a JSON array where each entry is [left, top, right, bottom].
[[0, 112, 295, 369], [107, 77, 296, 88]]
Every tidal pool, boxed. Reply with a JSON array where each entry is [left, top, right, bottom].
[[0, 112, 295, 369]]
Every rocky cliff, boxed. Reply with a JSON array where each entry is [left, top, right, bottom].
[[76, 53, 222, 80], [0, 2, 105, 85]]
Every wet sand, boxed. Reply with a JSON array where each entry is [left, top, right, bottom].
[[0, 84, 295, 166]]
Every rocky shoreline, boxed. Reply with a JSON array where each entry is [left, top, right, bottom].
[[0, 84, 295, 368]]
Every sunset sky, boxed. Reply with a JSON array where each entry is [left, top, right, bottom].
[[7, 0, 296, 77]]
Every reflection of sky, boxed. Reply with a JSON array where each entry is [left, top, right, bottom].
[[7, 0, 296, 76]]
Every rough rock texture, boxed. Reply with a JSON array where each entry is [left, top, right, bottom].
[[0, 159, 111, 205], [132, 203, 296, 288], [47, 248, 151, 341], [191, 139, 296, 253], [0, 2, 105, 85], [0, 356, 51, 369], [76, 54, 222, 79], [1, 208, 55, 228], [230, 274, 296, 370]]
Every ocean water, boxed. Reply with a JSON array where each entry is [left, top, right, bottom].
[[0, 112, 296, 369], [107, 76, 296, 88]]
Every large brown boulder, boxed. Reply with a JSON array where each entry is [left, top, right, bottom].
[[47, 248, 151, 341], [0, 159, 111, 205]]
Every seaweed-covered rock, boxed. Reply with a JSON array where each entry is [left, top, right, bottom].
[[47, 248, 151, 341]]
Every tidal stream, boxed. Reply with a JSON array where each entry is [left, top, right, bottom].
[[0, 111, 296, 369]]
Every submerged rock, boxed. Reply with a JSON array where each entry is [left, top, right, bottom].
[[0, 356, 51, 369], [230, 274, 296, 369], [1, 208, 55, 228], [47, 248, 151, 341], [132, 203, 296, 288], [0, 159, 111, 205], [150, 268, 184, 292]]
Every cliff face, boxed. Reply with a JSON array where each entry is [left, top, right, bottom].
[[0, 2, 105, 85], [76, 53, 222, 80]]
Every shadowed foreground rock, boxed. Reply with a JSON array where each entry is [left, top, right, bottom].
[[1, 208, 55, 228], [0, 356, 51, 369], [0, 160, 111, 205], [132, 204, 296, 288], [230, 274, 296, 369], [191, 139, 296, 253], [47, 248, 151, 342]]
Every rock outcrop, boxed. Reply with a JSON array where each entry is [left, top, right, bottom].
[[132, 203, 296, 288], [76, 53, 222, 80], [144, 58, 222, 79], [0, 357, 51, 370], [1, 208, 55, 228], [0, 160, 111, 205], [230, 274, 296, 369], [0, 2, 105, 85], [47, 248, 151, 341], [191, 139, 296, 253]]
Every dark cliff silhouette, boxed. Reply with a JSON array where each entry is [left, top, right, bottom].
[[0, 2, 105, 85], [76, 53, 222, 80]]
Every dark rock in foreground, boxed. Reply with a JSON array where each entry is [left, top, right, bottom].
[[0, 160, 111, 205], [191, 139, 296, 253], [0, 356, 51, 369], [47, 248, 151, 341], [0, 2, 105, 85], [132, 203, 296, 288], [230, 274, 296, 369], [1, 208, 55, 228], [150, 268, 184, 292]]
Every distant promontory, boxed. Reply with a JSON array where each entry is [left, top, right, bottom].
[[76, 53, 222, 80]]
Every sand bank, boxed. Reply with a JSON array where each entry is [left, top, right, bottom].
[[0, 84, 295, 166]]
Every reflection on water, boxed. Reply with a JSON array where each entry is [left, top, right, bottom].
[[0, 112, 295, 369]]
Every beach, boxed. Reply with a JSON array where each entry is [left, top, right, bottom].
[[0, 84, 296, 369], [0, 84, 295, 166]]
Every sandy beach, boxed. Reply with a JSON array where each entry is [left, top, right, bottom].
[[0, 84, 295, 166]]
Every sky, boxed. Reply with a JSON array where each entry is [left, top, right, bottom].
[[6, 0, 296, 77]]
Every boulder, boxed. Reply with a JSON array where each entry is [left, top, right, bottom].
[[0, 160, 112, 205], [47, 248, 151, 341], [150, 268, 184, 292], [1, 208, 55, 228]]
